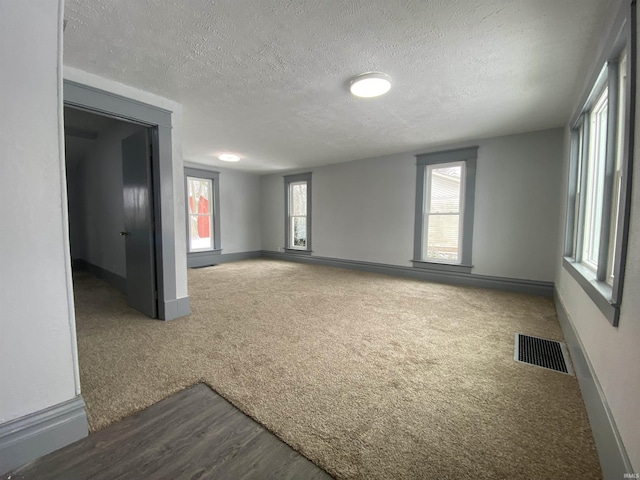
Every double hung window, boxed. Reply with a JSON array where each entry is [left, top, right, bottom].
[[413, 147, 477, 273], [564, 44, 632, 326], [184, 167, 221, 267], [284, 173, 312, 253]]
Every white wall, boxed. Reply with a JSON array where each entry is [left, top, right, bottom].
[[63, 67, 189, 299], [68, 121, 145, 277], [0, 0, 79, 422], [261, 128, 564, 282], [554, 0, 640, 469]]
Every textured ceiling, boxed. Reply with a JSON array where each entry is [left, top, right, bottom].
[[63, 0, 609, 172]]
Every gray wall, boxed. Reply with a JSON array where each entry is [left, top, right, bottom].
[[66, 120, 145, 277], [261, 128, 564, 282], [554, 0, 640, 469], [0, 0, 79, 423], [186, 163, 262, 255]]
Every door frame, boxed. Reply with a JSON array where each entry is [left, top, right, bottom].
[[63, 80, 179, 320]]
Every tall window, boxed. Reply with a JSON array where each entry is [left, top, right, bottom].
[[187, 176, 214, 252], [284, 173, 312, 253], [414, 147, 477, 273], [581, 86, 608, 272], [564, 43, 633, 326], [423, 162, 465, 263], [184, 167, 221, 267]]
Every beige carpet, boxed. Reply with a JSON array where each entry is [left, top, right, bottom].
[[75, 259, 601, 479]]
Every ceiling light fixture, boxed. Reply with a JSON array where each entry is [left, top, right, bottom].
[[218, 153, 240, 162], [349, 72, 392, 98]]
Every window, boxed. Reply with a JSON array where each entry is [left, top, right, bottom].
[[581, 86, 608, 272], [284, 173, 312, 253], [564, 39, 633, 326], [413, 147, 477, 273], [184, 167, 221, 267], [187, 176, 214, 252]]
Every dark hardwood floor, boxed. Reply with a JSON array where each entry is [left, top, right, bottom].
[[3, 384, 332, 480]]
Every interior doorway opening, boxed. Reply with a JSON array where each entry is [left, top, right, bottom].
[[64, 107, 158, 318]]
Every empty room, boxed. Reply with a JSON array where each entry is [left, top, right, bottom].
[[1, 1, 638, 479]]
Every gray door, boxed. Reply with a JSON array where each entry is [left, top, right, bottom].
[[122, 129, 157, 318]]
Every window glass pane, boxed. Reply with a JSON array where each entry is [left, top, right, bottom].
[[573, 125, 584, 256], [582, 88, 608, 270], [428, 166, 461, 213], [187, 176, 214, 253], [425, 214, 459, 261], [292, 216, 307, 247], [290, 182, 307, 216], [188, 177, 212, 215], [190, 214, 212, 251], [423, 162, 464, 263]]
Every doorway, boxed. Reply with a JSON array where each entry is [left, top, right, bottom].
[[63, 79, 186, 321], [65, 107, 158, 318]]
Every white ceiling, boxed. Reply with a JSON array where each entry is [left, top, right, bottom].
[[63, 0, 609, 173]]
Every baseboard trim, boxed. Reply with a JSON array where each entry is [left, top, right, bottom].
[[217, 251, 262, 263], [72, 259, 126, 294], [188, 251, 262, 268], [176, 296, 191, 317], [0, 396, 88, 476], [261, 251, 554, 296], [554, 290, 632, 479], [163, 296, 191, 320]]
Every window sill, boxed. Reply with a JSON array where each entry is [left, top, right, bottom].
[[188, 249, 222, 257], [412, 260, 472, 274], [284, 248, 312, 256], [562, 257, 619, 326]]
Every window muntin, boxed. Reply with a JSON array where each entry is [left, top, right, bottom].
[[289, 181, 307, 249], [187, 176, 214, 253], [423, 161, 465, 263]]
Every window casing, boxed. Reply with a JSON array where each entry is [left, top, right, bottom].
[[184, 167, 221, 267], [563, 23, 634, 327], [413, 147, 478, 273], [284, 173, 312, 254]]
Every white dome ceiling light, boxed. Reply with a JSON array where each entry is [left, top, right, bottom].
[[218, 153, 240, 162], [349, 72, 392, 98]]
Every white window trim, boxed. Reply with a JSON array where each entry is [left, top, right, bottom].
[[581, 86, 609, 273], [422, 161, 466, 265]]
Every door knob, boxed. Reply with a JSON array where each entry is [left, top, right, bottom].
[[120, 231, 130, 236]]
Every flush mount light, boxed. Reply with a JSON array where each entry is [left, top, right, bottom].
[[349, 72, 392, 98], [218, 153, 240, 162]]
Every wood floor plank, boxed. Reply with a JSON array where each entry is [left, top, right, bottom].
[[3, 384, 332, 480]]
